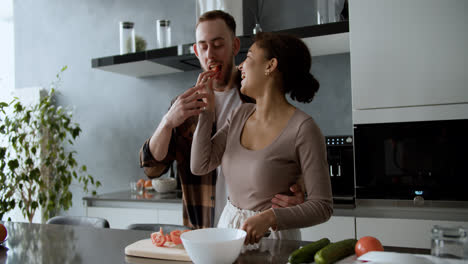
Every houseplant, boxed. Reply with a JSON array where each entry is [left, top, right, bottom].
[[0, 66, 101, 222]]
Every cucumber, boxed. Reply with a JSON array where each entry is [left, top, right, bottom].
[[314, 238, 357, 264], [288, 238, 330, 264]]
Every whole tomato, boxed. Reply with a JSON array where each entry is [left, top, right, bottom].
[[136, 179, 145, 188], [144, 180, 152, 188], [0, 223, 7, 242], [355, 236, 384, 257]]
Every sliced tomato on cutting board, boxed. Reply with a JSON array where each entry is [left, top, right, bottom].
[[170, 230, 182, 245], [150, 228, 191, 247], [151, 232, 166, 247]]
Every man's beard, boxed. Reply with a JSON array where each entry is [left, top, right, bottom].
[[220, 58, 233, 86]]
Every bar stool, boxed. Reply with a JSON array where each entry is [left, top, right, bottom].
[[46, 215, 110, 228], [126, 223, 189, 233]]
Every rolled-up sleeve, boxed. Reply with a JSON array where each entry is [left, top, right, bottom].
[[139, 137, 174, 179]]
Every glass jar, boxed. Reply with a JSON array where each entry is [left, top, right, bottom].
[[119, 21, 135, 54], [316, 0, 329, 24], [431, 225, 468, 259], [156, 19, 171, 48]]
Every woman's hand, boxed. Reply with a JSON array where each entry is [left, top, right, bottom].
[[241, 209, 277, 245], [198, 75, 216, 112]]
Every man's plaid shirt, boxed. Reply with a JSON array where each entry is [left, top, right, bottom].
[[139, 114, 216, 229]]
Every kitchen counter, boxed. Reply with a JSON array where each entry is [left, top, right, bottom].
[[83, 190, 182, 207], [0, 221, 430, 264], [83, 191, 468, 222]]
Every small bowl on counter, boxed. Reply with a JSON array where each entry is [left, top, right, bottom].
[[152, 178, 177, 193], [181, 228, 246, 264]]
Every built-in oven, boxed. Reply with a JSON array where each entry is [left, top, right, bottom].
[[353, 119, 468, 202], [326, 136, 355, 207]]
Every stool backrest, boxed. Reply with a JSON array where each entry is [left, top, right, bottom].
[[46, 216, 110, 228], [126, 223, 189, 233]]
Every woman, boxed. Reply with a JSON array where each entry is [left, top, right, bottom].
[[191, 32, 332, 245]]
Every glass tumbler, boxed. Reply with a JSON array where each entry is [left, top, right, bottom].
[[119, 21, 135, 54], [156, 19, 171, 48], [431, 225, 468, 259], [316, 0, 329, 24]]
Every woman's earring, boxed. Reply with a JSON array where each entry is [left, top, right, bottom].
[[265, 70, 270, 76]]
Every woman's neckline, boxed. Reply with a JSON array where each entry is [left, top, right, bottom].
[[238, 105, 298, 152]]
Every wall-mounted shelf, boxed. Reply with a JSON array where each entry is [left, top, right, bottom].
[[91, 21, 349, 78]]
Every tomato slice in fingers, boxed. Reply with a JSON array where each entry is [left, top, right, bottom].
[[170, 230, 182, 245], [151, 232, 166, 247]]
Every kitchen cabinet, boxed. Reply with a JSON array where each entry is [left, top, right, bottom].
[[91, 21, 349, 78], [83, 191, 183, 229], [86, 203, 183, 230], [300, 216, 355, 243], [356, 217, 468, 249], [349, 0, 468, 124]]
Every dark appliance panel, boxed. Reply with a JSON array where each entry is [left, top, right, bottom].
[[354, 119, 468, 201]]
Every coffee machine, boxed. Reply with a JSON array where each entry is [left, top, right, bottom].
[[326, 135, 355, 207]]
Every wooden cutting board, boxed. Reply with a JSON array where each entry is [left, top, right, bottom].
[[125, 239, 191, 262]]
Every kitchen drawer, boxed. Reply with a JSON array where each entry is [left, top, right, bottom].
[[300, 216, 355, 242], [356, 217, 468, 249], [86, 203, 183, 229]]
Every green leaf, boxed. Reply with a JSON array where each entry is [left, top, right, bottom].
[[7, 159, 19, 171], [25, 157, 33, 166], [13, 102, 24, 113], [0, 147, 6, 159], [71, 127, 81, 139]]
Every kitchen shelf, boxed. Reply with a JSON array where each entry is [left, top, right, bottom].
[[91, 21, 349, 78]]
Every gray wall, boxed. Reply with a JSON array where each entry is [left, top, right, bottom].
[[14, 0, 351, 217]]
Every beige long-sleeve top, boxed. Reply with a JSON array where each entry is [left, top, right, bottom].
[[191, 103, 333, 230]]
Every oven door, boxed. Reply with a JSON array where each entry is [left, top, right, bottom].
[[354, 119, 468, 201]]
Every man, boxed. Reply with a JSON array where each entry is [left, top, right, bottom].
[[139, 10, 304, 229]]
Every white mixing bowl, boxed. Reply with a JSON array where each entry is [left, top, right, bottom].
[[181, 228, 246, 264]]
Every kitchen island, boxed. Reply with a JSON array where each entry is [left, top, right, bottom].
[[84, 191, 468, 249], [83, 190, 184, 229], [0, 221, 431, 264]]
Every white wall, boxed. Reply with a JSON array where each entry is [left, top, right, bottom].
[[0, 0, 14, 97]]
